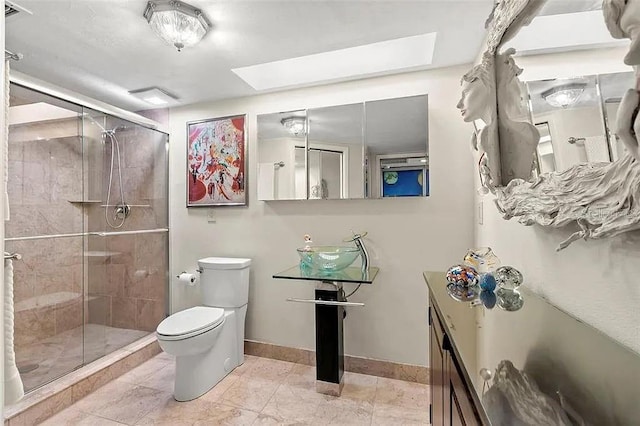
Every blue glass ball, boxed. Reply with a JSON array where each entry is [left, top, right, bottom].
[[480, 290, 497, 309], [479, 273, 497, 292]]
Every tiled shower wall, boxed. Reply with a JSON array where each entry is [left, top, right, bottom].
[[6, 118, 85, 349], [85, 121, 168, 332], [86, 233, 167, 332]]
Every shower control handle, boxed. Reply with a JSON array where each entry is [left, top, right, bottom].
[[114, 204, 131, 220]]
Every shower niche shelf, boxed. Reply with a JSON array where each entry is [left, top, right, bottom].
[[83, 251, 122, 258], [67, 199, 102, 204]]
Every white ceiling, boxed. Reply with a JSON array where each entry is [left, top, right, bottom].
[[6, 0, 494, 111], [366, 95, 428, 154]]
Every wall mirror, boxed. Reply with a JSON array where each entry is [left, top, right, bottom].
[[461, 0, 640, 250], [526, 71, 635, 173], [257, 94, 428, 201]]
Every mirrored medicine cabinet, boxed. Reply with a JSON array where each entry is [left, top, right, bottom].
[[257, 94, 428, 201]]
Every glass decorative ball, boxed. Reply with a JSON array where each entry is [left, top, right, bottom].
[[480, 290, 497, 309], [479, 273, 497, 292], [496, 288, 524, 312], [463, 247, 501, 273], [446, 264, 479, 288], [446, 283, 479, 302], [494, 266, 523, 290]]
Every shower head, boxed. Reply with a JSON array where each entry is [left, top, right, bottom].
[[83, 114, 129, 136], [103, 125, 129, 135]]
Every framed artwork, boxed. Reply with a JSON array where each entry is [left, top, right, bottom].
[[186, 114, 247, 207]]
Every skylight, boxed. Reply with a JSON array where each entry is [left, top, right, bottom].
[[231, 33, 437, 91], [508, 11, 627, 54]]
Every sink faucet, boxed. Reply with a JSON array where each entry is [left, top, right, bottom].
[[345, 232, 370, 272]]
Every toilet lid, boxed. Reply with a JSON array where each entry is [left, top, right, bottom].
[[157, 306, 225, 337]]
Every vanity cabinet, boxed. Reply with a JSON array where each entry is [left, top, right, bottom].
[[425, 271, 640, 426], [429, 303, 482, 426]]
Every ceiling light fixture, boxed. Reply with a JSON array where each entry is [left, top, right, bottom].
[[281, 117, 306, 136], [541, 83, 587, 108], [143, 0, 211, 52], [129, 87, 179, 105]]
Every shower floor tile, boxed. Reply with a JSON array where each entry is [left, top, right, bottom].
[[17, 324, 148, 392]]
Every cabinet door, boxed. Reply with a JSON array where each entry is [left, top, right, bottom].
[[451, 390, 466, 426], [449, 355, 481, 426], [430, 306, 450, 426], [430, 320, 445, 426]]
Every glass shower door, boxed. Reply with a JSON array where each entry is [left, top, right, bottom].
[[4, 83, 169, 396], [83, 111, 169, 363], [5, 83, 85, 392]]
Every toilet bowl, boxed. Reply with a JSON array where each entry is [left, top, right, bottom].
[[157, 306, 225, 356], [156, 257, 251, 401]]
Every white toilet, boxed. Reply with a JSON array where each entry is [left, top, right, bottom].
[[156, 257, 251, 401]]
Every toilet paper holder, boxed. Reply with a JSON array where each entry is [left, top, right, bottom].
[[175, 267, 203, 278]]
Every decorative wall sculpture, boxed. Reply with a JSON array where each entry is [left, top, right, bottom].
[[461, 0, 640, 250]]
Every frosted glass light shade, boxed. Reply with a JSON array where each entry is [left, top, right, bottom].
[[281, 117, 306, 136], [144, 1, 211, 51], [542, 83, 586, 108]]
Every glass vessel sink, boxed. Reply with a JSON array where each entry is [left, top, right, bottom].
[[297, 246, 360, 272]]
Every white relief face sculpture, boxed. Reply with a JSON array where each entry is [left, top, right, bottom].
[[457, 78, 489, 123], [456, 78, 486, 123]]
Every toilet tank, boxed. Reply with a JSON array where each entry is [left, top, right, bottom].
[[198, 257, 251, 308]]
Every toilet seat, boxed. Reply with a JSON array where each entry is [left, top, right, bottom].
[[157, 306, 225, 341]]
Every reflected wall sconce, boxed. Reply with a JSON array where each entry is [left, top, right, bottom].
[[541, 83, 587, 108], [281, 116, 306, 136], [143, 0, 211, 51]]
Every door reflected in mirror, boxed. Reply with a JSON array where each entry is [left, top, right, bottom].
[[256, 94, 429, 201], [257, 110, 307, 200], [307, 103, 364, 199]]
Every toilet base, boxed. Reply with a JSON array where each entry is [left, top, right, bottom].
[[173, 310, 240, 401]]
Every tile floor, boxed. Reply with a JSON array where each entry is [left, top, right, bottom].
[[40, 354, 430, 425]]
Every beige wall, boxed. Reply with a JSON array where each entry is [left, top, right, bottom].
[[169, 66, 475, 366], [476, 47, 640, 354]]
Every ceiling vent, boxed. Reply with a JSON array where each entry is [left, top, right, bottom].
[[5, 1, 32, 17]]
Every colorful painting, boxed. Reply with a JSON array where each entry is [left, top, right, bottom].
[[187, 115, 247, 207]]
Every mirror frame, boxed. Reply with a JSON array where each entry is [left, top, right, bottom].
[[463, 0, 640, 250]]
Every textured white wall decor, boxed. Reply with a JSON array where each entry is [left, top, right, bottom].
[[464, 0, 640, 250]]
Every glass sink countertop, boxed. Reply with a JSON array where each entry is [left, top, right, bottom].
[[273, 265, 379, 284]]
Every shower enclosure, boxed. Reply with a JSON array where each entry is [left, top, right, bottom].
[[5, 83, 169, 395]]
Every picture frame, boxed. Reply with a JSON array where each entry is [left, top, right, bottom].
[[186, 114, 247, 207]]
